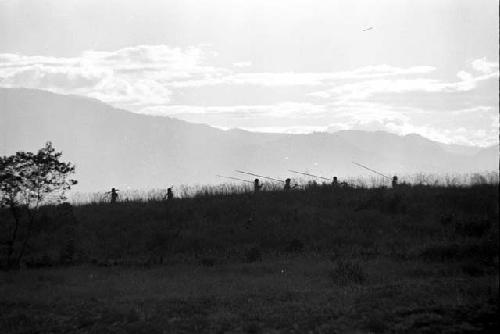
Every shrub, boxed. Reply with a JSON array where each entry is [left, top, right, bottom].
[[200, 257, 216, 267], [461, 261, 486, 277], [285, 239, 304, 253], [454, 217, 491, 238], [0, 142, 77, 269], [328, 259, 366, 285], [384, 193, 406, 214], [420, 238, 498, 263], [59, 238, 75, 265], [245, 247, 262, 263]]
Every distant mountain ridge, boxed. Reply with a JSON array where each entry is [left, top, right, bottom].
[[1, 88, 498, 191]]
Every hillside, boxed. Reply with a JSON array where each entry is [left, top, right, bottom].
[[0, 184, 498, 332], [1, 88, 497, 191]]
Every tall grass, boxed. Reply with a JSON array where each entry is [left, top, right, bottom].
[[1, 171, 497, 269], [1, 173, 498, 333], [69, 172, 499, 205]]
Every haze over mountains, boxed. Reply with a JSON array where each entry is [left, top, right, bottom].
[[1, 88, 498, 192]]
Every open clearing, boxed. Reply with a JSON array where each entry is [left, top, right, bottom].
[[1, 256, 497, 333], [1, 185, 498, 333]]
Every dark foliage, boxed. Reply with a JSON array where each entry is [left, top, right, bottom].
[[0, 142, 76, 269], [285, 239, 304, 253], [328, 259, 366, 285], [245, 247, 262, 263]]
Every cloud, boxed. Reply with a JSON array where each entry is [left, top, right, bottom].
[[308, 60, 499, 101], [471, 58, 499, 74], [0, 46, 497, 146], [140, 100, 498, 146], [326, 102, 498, 147], [141, 102, 326, 119], [227, 126, 329, 134], [0, 45, 439, 103], [0, 45, 224, 108], [171, 65, 436, 87], [233, 61, 252, 68]]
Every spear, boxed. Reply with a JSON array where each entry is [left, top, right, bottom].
[[352, 162, 391, 180], [288, 169, 331, 181], [235, 170, 285, 183], [216, 175, 253, 184]]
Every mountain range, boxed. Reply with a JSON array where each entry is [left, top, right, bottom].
[[1, 88, 498, 192]]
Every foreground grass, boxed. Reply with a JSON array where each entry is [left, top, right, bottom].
[[1, 184, 498, 332], [0, 255, 498, 333]]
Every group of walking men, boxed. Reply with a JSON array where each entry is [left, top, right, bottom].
[[105, 187, 174, 203], [106, 175, 398, 202], [255, 175, 398, 193]]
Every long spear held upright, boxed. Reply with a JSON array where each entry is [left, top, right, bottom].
[[235, 170, 285, 183], [288, 169, 331, 181], [216, 175, 254, 184], [352, 162, 391, 180]]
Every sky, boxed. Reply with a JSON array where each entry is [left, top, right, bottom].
[[0, 0, 498, 146]]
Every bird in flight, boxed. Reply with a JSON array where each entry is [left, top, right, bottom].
[[362, 27, 373, 31]]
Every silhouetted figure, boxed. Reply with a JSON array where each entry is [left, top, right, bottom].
[[392, 176, 398, 188], [107, 188, 119, 203], [167, 187, 174, 200], [332, 176, 338, 187], [284, 178, 291, 191], [254, 178, 263, 193]]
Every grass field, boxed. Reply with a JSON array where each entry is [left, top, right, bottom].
[[1, 183, 498, 333]]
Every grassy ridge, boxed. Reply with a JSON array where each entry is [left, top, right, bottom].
[[6, 183, 497, 266], [0, 183, 498, 332]]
